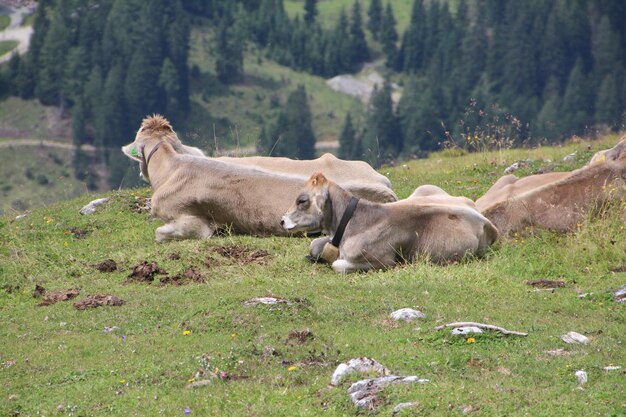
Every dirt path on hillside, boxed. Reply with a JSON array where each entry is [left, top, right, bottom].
[[0, 4, 35, 63], [0, 138, 97, 153]]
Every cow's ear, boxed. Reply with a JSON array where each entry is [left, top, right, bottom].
[[310, 172, 327, 186]]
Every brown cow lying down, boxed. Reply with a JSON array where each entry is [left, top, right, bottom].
[[281, 173, 498, 273], [149, 118, 396, 203], [475, 138, 626, 235], [123, 115, 390, 241]]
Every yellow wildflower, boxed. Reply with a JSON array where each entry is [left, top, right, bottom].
[[288, 365, 297, 371], [119, 379, 126, 384], [466, 337, 476, 344], [231, 332, 237, 338], [182, 330, 191, 336]]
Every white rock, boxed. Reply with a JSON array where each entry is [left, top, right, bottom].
[[563, 152, 576, 162], [575, 369, 587, 385], [561, 331, 589, 345], [390, 308, 426, 321], [603, 366, 621, 371], [330, 357, 390, 386], [614, 284, 626, 303], [14, 214, 27, 221], [79, 198, 109, 215], [348, 375, 429, 409], [242, 297, 290, 306], [451, 326, 484, 335], [392, 402, 417, 414]]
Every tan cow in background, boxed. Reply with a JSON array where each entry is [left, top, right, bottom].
[[476, 137, 626, 235], [153, 118, 396, 203]]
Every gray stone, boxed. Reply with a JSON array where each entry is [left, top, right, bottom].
[[451, 326, 484, 335], [390, 308, 426, 321], [79, 198, 109, 215]]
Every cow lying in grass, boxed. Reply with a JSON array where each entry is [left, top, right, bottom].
[[281, 173, 498, 273], [476, 137, 626, 235], [121, 115, 397, 242], [147, 117, 396, 203]]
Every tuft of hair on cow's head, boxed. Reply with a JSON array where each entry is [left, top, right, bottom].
[[308, 172, 328, 187], [139, 114, 174, 133]]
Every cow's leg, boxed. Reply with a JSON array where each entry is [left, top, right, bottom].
[[331, 259, 374, 273], [155, 215, 214, 242], [309, 237, 331, 259]]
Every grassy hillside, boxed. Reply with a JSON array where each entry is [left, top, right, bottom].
[[1, 135, 624, 416], [0, 144, 90, 216], [187, 26, 365, 152]]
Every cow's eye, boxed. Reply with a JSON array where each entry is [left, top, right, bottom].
[[297, 197, 308, 205]]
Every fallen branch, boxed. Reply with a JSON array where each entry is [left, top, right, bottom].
[[435, 322, 528, 336]]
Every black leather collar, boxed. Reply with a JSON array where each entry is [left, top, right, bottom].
[[144, 142, 162, 169], [331, 196, 359, 247]]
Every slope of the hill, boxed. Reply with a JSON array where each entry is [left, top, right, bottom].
[[1, 136, 624, 416]]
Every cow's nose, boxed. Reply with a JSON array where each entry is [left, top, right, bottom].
[[280, 219, 285, 226]]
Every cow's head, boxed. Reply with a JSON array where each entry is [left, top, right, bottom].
[[281, 172, 330, 232], [122, 114, 176, 181]]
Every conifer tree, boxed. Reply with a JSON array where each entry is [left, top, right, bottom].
[[380, 3, 398, 68], [561, 58, 592, 136], [271, 85, 316, 159], [362, 81, 401, 166], [36, 9, 70, 105], [367, 0, 383, 40], [535, 77, 563, 141], [539, 6, 567, 90], [215, 10, 244, 84], [595, 72, 622, 130], [304, 0, 317, 25], [593, 16, 622, 86], [96, 63, 127, 148], [338, 113, 356, 159], [398, 77, 443, 155], [159, 58, 182, 120], [398, 0, 425, 72], [348, 0, 369, 68], [63, 46, 90, 107]]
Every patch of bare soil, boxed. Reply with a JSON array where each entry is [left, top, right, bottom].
[[73, 294, 125, 310], [66, 226, 90, 239], [126, 261, 166, 283], [211, 245, 270, 265], [168, 253, 181, 260], [286, 329, 314, 344], [610, 263, 626, 273], [32, 284, 45, 298], [95, 259, 117, 272], [527, 279, 565, 288], [36, 288, 80, 306], [129, 196, 151, 213], [159, 268, 204, 286]]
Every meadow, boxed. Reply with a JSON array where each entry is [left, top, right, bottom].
[[0, 134, 624, 416]]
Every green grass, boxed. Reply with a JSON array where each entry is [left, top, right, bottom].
[[0, 15, 10, 31], [0, 97, 57, 139], [21, 13, 35, 27], [285, 0, 414, 33], [0, 40, 18, 57], [0, 144, 89, 216], [1, 136, 625, 416]]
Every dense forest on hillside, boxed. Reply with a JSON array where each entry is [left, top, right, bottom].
[[0, 0, 624, 182]]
